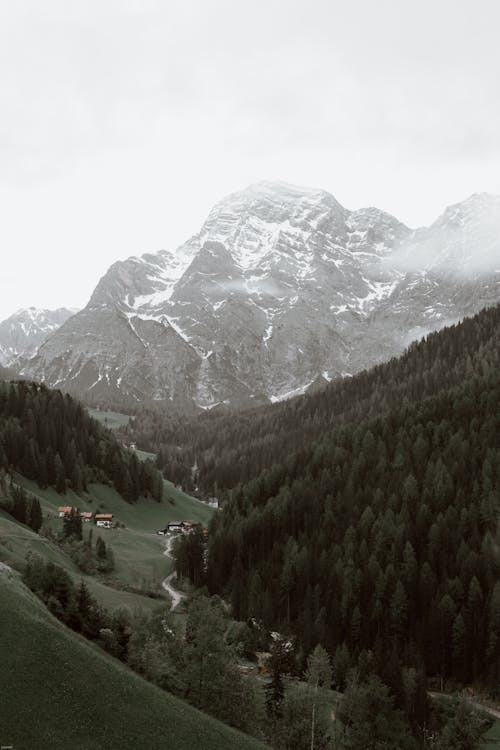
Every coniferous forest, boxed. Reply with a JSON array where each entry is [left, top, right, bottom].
[[129, 306, 500, 714], [1, 308, 499, 749], [204, 306, 500, 699], [0, 381, 162, 501], [128, 304, 500, 497]]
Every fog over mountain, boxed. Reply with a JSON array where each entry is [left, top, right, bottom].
[[21, 182, 500, 411], [387, 192, 500, 276]]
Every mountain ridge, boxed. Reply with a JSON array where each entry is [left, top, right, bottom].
[[21, 182, 500, 411], [0, 306, 77, 366]]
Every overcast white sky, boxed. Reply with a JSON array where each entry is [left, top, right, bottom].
[[1, 0, 499, 320]]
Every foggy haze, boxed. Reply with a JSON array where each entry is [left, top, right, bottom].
[[1, 1, 500, 319], [387, 193, 500, 277]]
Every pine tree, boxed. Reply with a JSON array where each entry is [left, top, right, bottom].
[[54, 453, 66, 494], [96, 536, 106, 560], [306, 644, 332, 750], [11, 486, 27, 523], [76, 579, 91, 620], [63, 508, 82, 540], [28, 497, 43, 532], [265, 638, 291, 719]]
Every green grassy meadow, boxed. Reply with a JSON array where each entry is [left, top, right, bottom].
[[0, 405, 252, 748], [0, 565, 269, 750], [88, 407, 131, 429], [135, 447, 157, 461], [1, 476, 214, 613], [16, 476, 213, 530]]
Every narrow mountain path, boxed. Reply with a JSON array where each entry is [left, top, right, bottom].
[[162, 534, 186, 612]]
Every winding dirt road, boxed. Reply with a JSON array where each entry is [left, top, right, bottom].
[[162, 534, 186, 612]]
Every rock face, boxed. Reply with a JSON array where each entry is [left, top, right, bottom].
[[0, 307, 77, 366], [22, 183, 500, 410]]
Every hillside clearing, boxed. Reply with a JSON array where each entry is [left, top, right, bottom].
[[1, 476, 213, 613], [88, 408, 131, 429]]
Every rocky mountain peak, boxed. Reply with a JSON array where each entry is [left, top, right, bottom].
[[196, 181, 345, 273], [0, 306, 77, 366], [20, 183, 500, 411], [214, 180, 343, 211], [438, 192, 500, 227], [390, 192, 500, 276]]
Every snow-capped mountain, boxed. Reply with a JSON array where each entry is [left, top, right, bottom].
[[0, 307, 77, 366], [22, 183, 500, 410]]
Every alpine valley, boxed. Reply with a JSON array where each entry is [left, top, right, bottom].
[[20, 183, 500, 411]]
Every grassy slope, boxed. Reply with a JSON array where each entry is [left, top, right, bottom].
[[135, 447, 156, 461], [1, 477, 213, 613], [17, 477, 213, 530], [0, 565, 268, 750], [88, 408, 131, 429], [0, 513, 165, 614]]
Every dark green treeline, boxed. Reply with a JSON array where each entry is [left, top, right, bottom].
[[0, 381, 162, 501], [204, 305, 500, 692]]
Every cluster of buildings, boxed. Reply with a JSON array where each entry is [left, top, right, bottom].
[[157, 520, 202, 535], [58, 506, 114, 528]]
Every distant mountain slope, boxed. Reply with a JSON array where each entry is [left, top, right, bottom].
[[0, 564, 269, 750], [22, 183, 500, 410], [0, 306, 77, 365], [187, 301, 500, 493], [131, 302, 500, 494]]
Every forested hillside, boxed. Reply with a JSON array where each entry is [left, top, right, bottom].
[[0, 381, 162, 502], [200, 304, 500, 703], [127, 304, 500, 498]]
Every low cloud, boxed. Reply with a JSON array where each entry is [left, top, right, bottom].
[[206, 277, 287, 299], [385, 197, 500, 277]]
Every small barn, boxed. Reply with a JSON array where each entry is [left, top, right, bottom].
[[95, 513, 113, 528], [167, 521, 184, 533], [58, 506, 79, 518]]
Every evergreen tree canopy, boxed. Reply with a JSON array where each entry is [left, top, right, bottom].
[[0, 381, 163, 502], [175, 305, 500, 691]]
